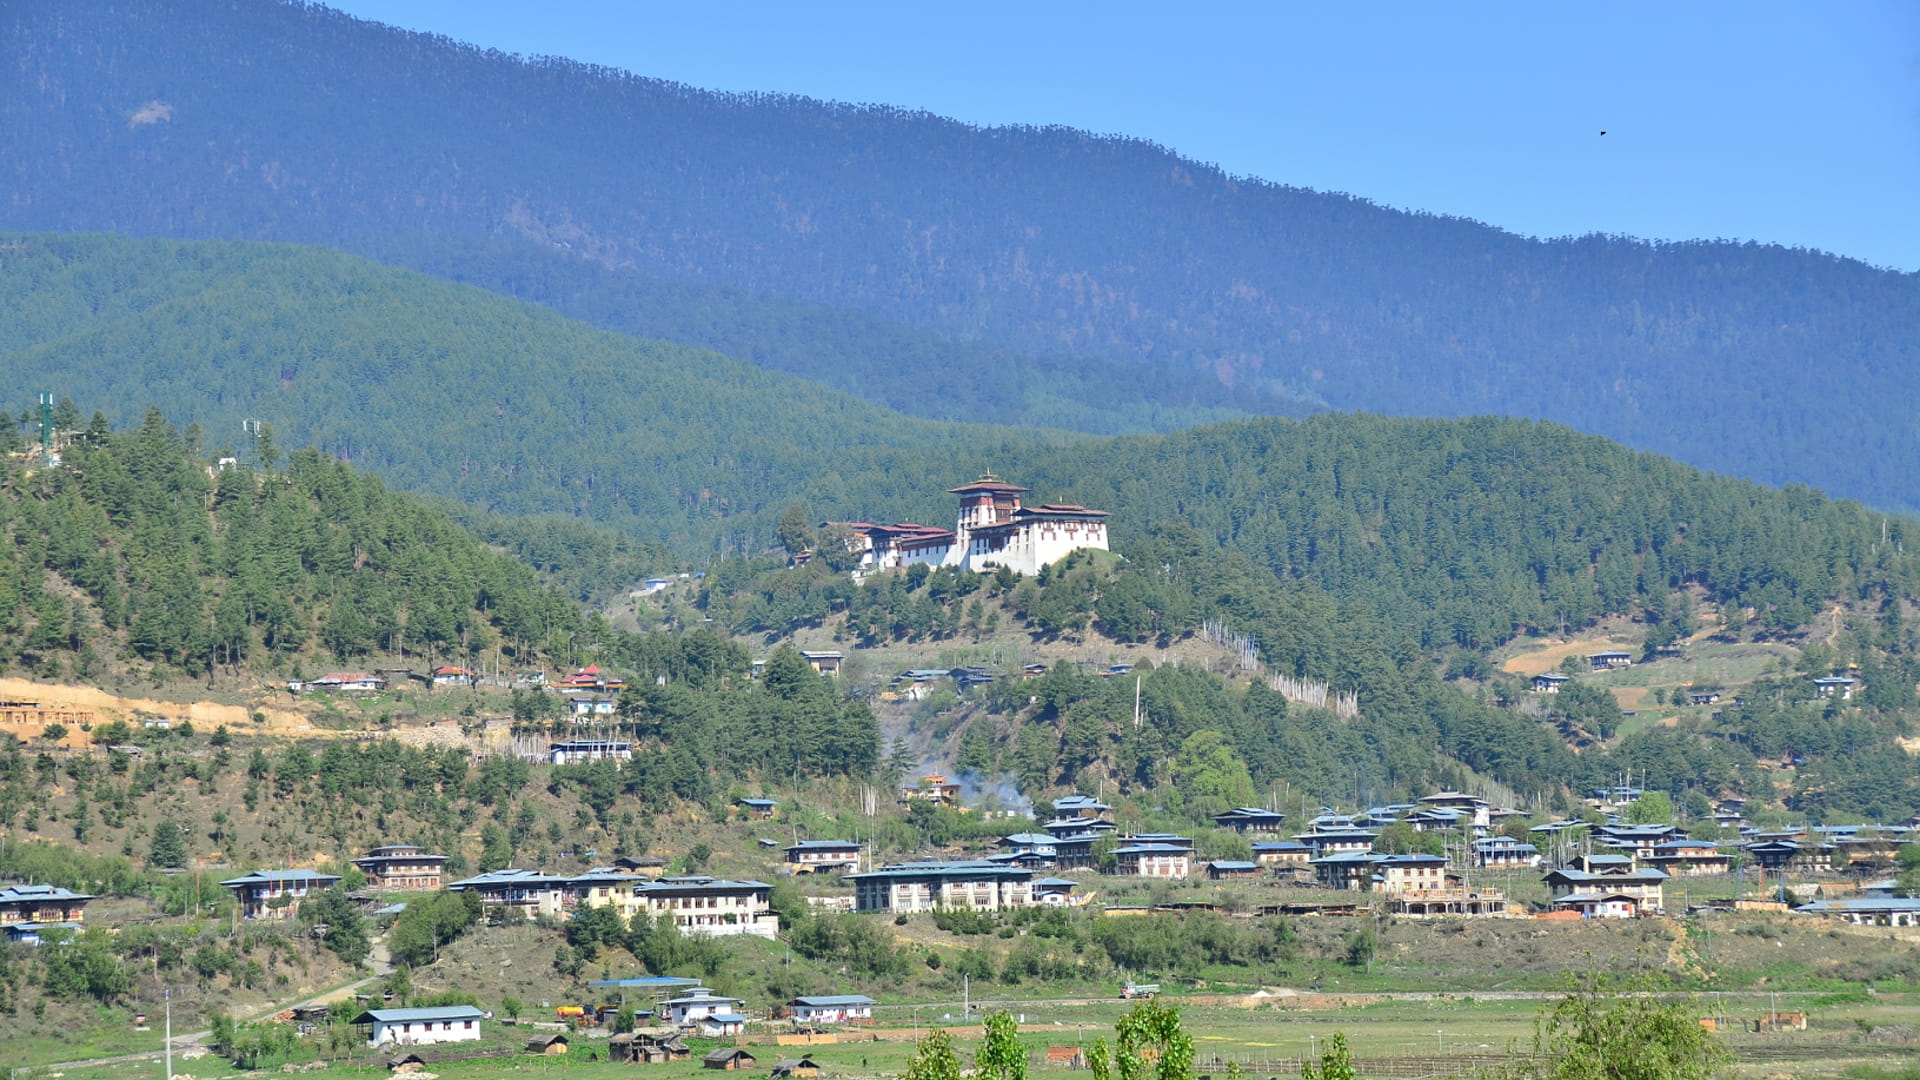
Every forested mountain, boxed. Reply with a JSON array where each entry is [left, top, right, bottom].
[[5, 0, 1919, 507], [6, 233, 1917, 655], [0, 409, 600, 680]]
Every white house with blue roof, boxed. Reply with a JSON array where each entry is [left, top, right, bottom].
[[220, 869, 341, 920], [788, 994, 876, 1025], [351, 1004, 484, 1047]]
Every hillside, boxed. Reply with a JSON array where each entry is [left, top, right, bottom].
[[5, 0, 1920, 508], [5, 234, 1917, 658]]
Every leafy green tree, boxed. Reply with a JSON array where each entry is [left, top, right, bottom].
[[1089, 1000, 1194, 1080], [1625, 791, 1676, 825], [975, 1011, 1028, 1080], [775, 505, 814, 557], [1299, 1033, 1356, 1080], [904, 1029, 962, 1080], [1505, 968, 1730, 1080], [301, 886, 371, 965]]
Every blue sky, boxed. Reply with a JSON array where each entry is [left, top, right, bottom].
[[326, 1, 1920, 271]]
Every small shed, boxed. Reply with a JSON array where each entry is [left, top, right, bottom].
[[387, 1053, 428, 1072], [706, 1048, 759, 1071], [527, 1033, 571, 1055], [771, 1055, 822, 1078]]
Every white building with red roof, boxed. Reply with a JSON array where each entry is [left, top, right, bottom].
[[832, 474, 1108, 577]]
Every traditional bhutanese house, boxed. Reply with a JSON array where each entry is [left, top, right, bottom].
[[1687, 690, 1722, 707], [353, 1005, 484, 1047], [1543, 867, 1666, 914], [1033, 877, 1079, 905], [1213, 807, 1288, 834], [1052, 794, 1114, 820], [526, 1033, 570, 1055], [2, 921, 82, 944], [1573, 852, 1639, 874], [0, 882, 93, 926], [1250, 841, 1313, 868], [1552, 892, 1647, 919], [999, 833, 1059, 865], [771, 1056, 822, 1078], [1747, 839, 1834, 875], [1113, 843, 1192, 879], [785, 841, 863, 873], [635, 876, 779, 939], [612, 1028, 691, 1063], [430, 665, 475, 687], [1372, 854, 1450, 893], [315, 672, 387, 692], [1293, 828, 1379, 857], [1588, 650, 1634, 671], [788, 994, 876, 1025], [1205, 860, 1261, 880], [446, 868, 570, 919], [565, 868, 650, 921], [549, 739, 633, 765], [1642, 839, 1732, 877], [1813, 674, 1858, 699], [665, 988, 743, 1026], [704, 1049, 758, 1071], [569, 696, 618, 717], [352, 845, 448, 891], [553, 664, 625, 692], [1531, 672, 1570, 693], [1795, 897, 1920, 927], [737, 797, 779, 819], [1042, 815, 1116, 837], [220, 869, 341, 920], [848, 861, 1035, 913], [1472, 836, 1541, 869], [901, 774, 962, 807], [800, 651, 844, 676]]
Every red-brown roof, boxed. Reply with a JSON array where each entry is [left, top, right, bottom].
[[948, 473, 1031, 495], [433, 666, 474, 676]]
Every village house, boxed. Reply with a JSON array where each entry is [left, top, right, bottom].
[[352, 1005, 484, 1047], [1588, 650, 1634, 671], [1293, 827, 1379, 857], [784, 840, 863, 873], [847, 861, 1036, 913], [1594, 823, 1682, 860], [1543, 866, 1666, 915], [1795, 896, 1920, 927], [787, 994, 876, 1025], [800, 651, 844, 676], [1045, 831, 1100, 870], [772, 1056, 823, 1079], [447, 868, 571, 919], [351, 845, 448, 891], [1746, 838, 1834, 875], [1250, 841, 1313, 868], [704, 1049, 758, 1071], [900, 774, 962, 807], [834, 474, 1110, 577], [289, 672, 386, 694], [1813, 674, 1858, 699], [549, 739, 633, 765], [1552, 892, 1649, 919], [1472, 836, 1541, 869], [635, 876, 780, 939], [666, 989, 749, 1035], [430, 665, 475, 687], [1113, 843, 1191, 878], [1313, 852, 1449, 893], [1641, 839, 1732, 877], [1033, 877, 1079, 905], [999, 833, 1060, 867], [552, 664, 625, 692], [1531, 672, 1570, 693], [1052, 794, 1114, 820], [736, 797, 778, 819], [1213, 807, 1288, 834], [0, 882, 93, 927], [220, 869, 342, 920], [1687, 690, 1722, 707], [568, 696, 618, 718], [1205, 860, 1261, 880], [610, 1028, 691, 1064]]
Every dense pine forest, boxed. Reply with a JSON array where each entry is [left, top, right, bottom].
[[5, 0, 1919, 509], [6, 234, 1916, 657]]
